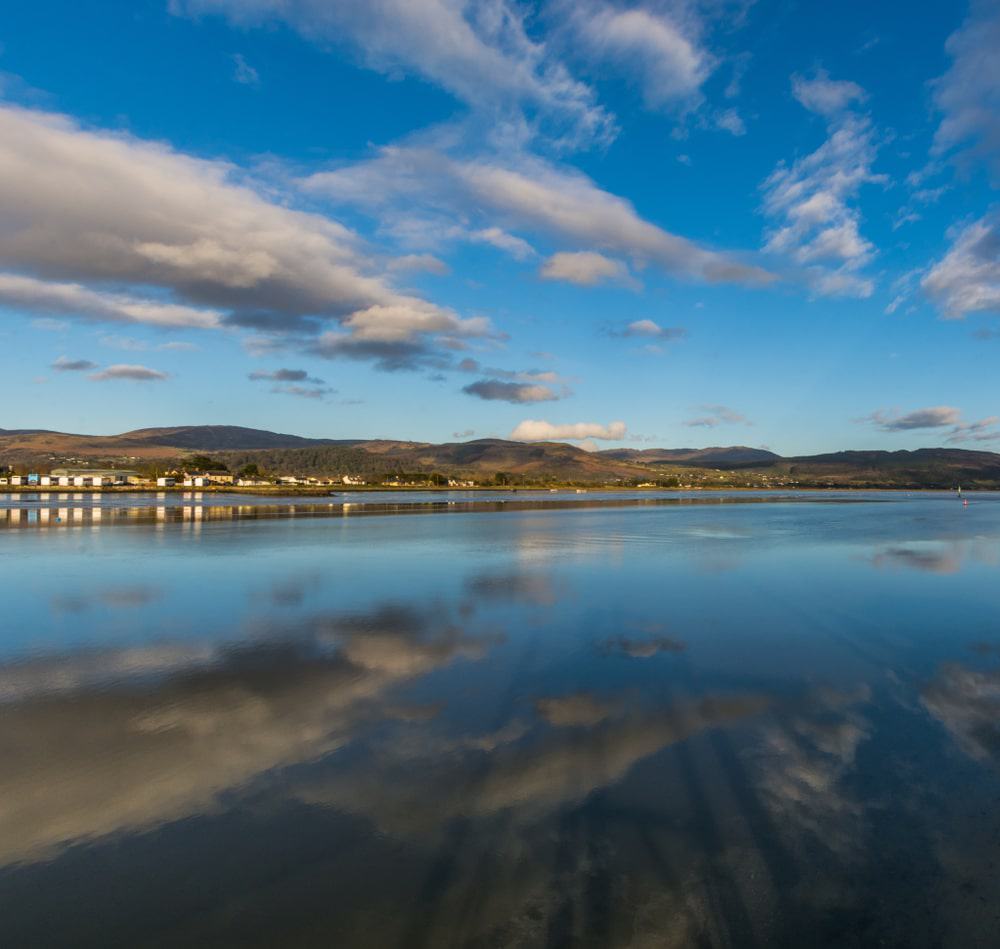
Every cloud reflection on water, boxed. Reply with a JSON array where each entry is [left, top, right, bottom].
[[0, 603, 493, 866], [923, 663, 1000, 761]]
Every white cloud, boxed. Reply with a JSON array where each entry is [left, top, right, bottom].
[[457, 156, 770, 284], [88, 363, 169, 382], [862, 406, 962, 431], [947, 416, 1000, 443], [343, 302, 491, 343], [539, 250, 633, 286], [931, 3, 1000, 180], [387, 253, 450, 275], [621, 319, 686, 339], [462, 379, 561, 403], [857, 406, 999, 442], [0, 105, 377, 316], [1, 105, 490, 366], [0, 273, 222, 329], [761, 84, 883, 298], [231, 53, 259, 86], [175, 0, 612, 147], [922, 214, 1000, 318], [811, 269, 874, 299], [791, 70, 866, 116], [556, 0, 712, 113], [457, 358, 560, 385], [509, 419, 627, 441], [51, 356, 97, 372], [306, 146, 774, 286], [714, 108, 746, 136], [469, 227, 536, 260]]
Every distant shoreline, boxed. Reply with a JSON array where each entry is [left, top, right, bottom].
[[0, 484, 986, 496]]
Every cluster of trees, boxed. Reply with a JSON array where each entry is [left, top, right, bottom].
[[217, 446, 395, 480]]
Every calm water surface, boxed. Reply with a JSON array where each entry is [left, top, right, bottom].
[[2, 492, 1000, 946]]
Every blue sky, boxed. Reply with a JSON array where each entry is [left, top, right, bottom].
[[1, 0, 998, 454]]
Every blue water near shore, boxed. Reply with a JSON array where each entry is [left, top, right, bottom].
[[2, 492, 1000, 946]]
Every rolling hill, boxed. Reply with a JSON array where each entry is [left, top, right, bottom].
[[598, 446, 781, 468], [2, 425, 1000, 486], [0, 425, 341, 461], [778, 449, 1000, 487], [114, 426, 342, 450]]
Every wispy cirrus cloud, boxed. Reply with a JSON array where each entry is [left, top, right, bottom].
[[231, 53, 259, 86], [174, 0, 613, 148], [99, 334, 200, 352], [386, 253, 450, 275], [273, 383, 336, 400], [921, 213, 1000, 319], [930, 1, 1000, 182], [908, 5, 1000, 321], [761, 72, 884, 299], [468, 227, 536, 261], [0, 273, 222, 329], [685, 404, 750, 428], [305, 145, 774, 287], [947, 416, 1000, 443], [616, 319, 686, 340]]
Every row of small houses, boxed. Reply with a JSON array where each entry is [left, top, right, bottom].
[[1, 468, 372, 488], [0, 468, 239, 488]]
